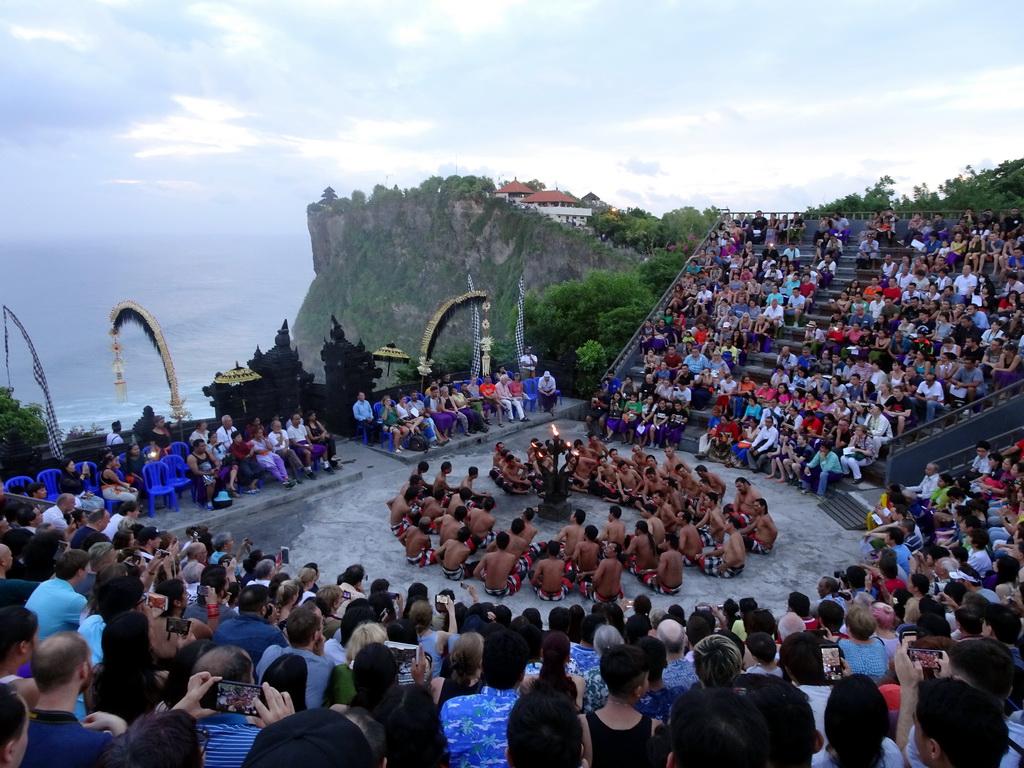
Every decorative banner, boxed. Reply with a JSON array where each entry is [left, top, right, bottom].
[[469, 275, 481, 380], [515, 273, 526, 361], [3, 306, 64, 460]]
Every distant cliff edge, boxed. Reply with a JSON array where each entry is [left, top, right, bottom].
[[293, 181, 635, 380]]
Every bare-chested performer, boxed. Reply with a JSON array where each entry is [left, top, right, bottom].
[[446, 487, 475, 516], [699, 515, 747, 578], [477, 531, 523, 597], [616, 460, 643, 504], [553, 509, 587, 556], [671, 463, 702, 497], [742, 497, 779, 554], [468, 497, 497, 547], [519, 508, 541, 551], [459, 466, 491, 503], [638, 507, 666, 547], [390, 487, 419, 537], [597, 506, 626, 548], [586, 542, 624, 602], [569, 524, 601, 583], [625, 520, 659, 577], [641, 534, 684, 595], [419, 488, 447, 522], [439, 506, 468, 545], [676, 512, 704, 566], [585, 434, 609, 460], [653, 492, 682, 536], [695, 464, 726, 497], [662, 447, 690, 477], [630, 446, 650, 473], [400, 519, 437, 568], [388, 474, 423, 514], [500, 456, 532, 495], [530, 540, 574, 601], [488, 444, 507, 481], [731, 477, 763, 525], [436, 528, 478, 580], [433, 461, 459, 497]]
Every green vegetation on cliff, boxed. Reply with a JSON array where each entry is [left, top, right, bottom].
[[294, 175, 635, 379]]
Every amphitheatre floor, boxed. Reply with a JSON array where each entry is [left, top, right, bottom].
[[157, 418, 865, 616]]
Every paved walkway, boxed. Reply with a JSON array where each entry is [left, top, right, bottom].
[[172, 417, 865, 618]]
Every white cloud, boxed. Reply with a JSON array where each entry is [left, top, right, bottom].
[[9, 25, 91, 50]]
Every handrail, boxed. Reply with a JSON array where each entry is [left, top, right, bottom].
[[922, 424, 1024, 479], [604, 211, 732, 382], [887, 376, 1024, 453]]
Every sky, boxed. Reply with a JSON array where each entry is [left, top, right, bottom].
[[3, 0, 1024, 237]]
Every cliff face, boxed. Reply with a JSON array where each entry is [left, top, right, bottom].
[[294, 193, 635, 379]]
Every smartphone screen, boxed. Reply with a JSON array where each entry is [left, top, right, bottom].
[[165, 617, 190, 635], [146, 593, 167, 611], [201, 681, 263, 716], [820, 645, 843, 682], [280, 547, 289, 565], [908, 648, 943, 670], [386, 641, 420, 685], [436, 595, 450, 605]]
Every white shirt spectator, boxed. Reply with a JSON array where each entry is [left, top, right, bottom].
[[286, 423, 307, 443], [750, 425, 779, 453], [953, 273, 978, 296], [216, 425, 237, 446], [916, 380, 944, 403], [105, 432, 123, 448]]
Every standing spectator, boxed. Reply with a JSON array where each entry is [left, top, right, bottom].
[[519, 346, 537, 379], [442, 629, 529, 768], [255, 603, 332, 709], [213, 585, 287, 669], [579, 645, 660, 768], [24, 549, 88, 639]]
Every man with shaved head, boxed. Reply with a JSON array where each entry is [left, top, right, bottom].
[[658, 618, 698, 696], [777, 612, 807, 640]]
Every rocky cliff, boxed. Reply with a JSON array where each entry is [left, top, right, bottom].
[[293, 187, 636, 379]]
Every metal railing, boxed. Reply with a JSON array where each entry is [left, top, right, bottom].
[[924, 424, 1024, 479], [604, 211, 732, 382], [887, 376, 1024, 453]]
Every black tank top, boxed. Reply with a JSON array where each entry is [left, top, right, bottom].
[[585, 711, 653, 768], [436, 676, 482, 709]]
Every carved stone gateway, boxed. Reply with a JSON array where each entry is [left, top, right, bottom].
[[321, 316, 381, 434]]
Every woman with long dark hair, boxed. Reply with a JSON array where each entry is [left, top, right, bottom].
[[818, 674, 902, 767], [93, 611, 165, 723], [58, 458, 105, 511], [521, 632, 583, 710]]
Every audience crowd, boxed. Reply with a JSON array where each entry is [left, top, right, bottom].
[[584, 207, 1024, 497], [0, 208, 1022, 768]]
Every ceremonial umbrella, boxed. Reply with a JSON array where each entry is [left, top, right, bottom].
[[372, 343, 410, 377], [213, 362, 262, 413]]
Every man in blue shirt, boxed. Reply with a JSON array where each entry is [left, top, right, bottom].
[[569, 615, 606, 674], [22, 632, 122, 768], [192, 645, 264, 768], [255, 603, 333, 709], [885, 528, 912, 575], [352, 391, 375, 435], [213, 585, 287, 669], [25, 550, 88, 639], [442, 628, 529, 768]]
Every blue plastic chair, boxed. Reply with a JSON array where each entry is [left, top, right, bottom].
[[3, 476, 34, 495], [36, 469, 62, 502], [76, 462, 100, 494], [355, 422, 370, 445], [160, 455, 193, 496], [168, 442, 189, 460], [141, 462, 178, 517], [373, 402, 395, 452], [521, 378, 539, 412]]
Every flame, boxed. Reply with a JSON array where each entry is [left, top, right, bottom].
[[551, 425, 559, 437]]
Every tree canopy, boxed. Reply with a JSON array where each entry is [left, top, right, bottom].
[[0, 388, 46, 446], [812, 157, 1024, 215]]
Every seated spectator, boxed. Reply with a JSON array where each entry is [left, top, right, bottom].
[[668, 687, 769, 768], [213, 585, 288, 669], [507, 686, 582, 768]]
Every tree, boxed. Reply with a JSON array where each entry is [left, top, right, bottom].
[[0, 388, 46, 446], [321, 186, 338, 202], [350, 189, 367, 206], [523, 179, 546, 192]]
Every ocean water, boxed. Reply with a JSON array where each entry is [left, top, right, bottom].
[[0, 233, 314, 432]]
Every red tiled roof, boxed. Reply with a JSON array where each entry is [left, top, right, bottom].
[[495, 180, 535, 195], [521, 190, 578, 204]]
